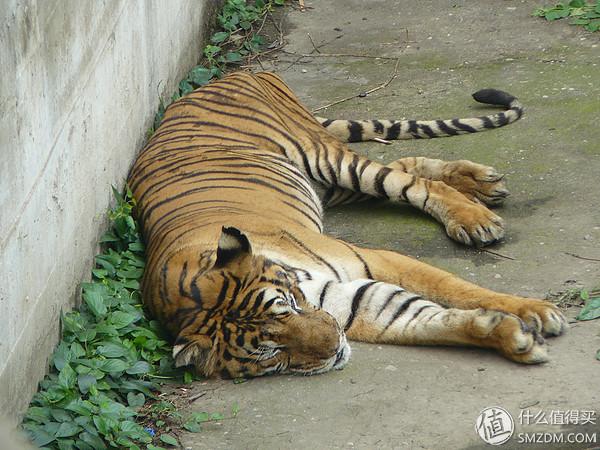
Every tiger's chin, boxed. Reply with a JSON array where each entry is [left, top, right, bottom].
[[287, 337, 352, 376]]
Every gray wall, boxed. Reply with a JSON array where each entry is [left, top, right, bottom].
[[0, 0, 219, 421]]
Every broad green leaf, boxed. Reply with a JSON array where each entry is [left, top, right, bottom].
[[211, 31, 229, 43], [96, 342, 128, 358], [79, 431, 107, 449], [77, 374, 97, 394], [25, 424, 56, 446], [83, 290, 107, 318], [126, 392, 145, 408], [64, 399, 96, 416], [99, 359, 129, 373], [159, 433, 178, 446], [225, 51, 242, 62], [183, 421, 201, 432], [26, 406, 52, 424], [58, 364, 77, 390], [55, 422, 81, 438], [53, 341, 71, 371], [50, 408, 73, 422], [57, 437, 76, 450], [576, 296, 600, 320], [190, 412, 210, 423], [109, 311, 137, 329], [126, 360, 151, 375]]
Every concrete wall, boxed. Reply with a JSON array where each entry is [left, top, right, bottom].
[[0, 0, 220, 421]]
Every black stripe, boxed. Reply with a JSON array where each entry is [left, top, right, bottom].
[[348, 121, 363, 142], [373, 120, 384, 134], [319, 281, 333, 308], [451, 118, 477, 133], [400, 175, 417, 201], [374, 167, 392, 199], [321, 119, 334, 127], [375, 289, 403, 319], [481, 116, 495, 129], [386, 122, 401, 140], [338, 241, 373, 279], [418, 124, 437, 138], [436, 120, 459, 136], [216, 276, 230, 305], [496, 113, 508, 126], [404, 305, 436, 328], [381, 295, 422, 332], [282, 232, 342, 281], [407, 120, 419, 138], [345, 281, 377, 331]]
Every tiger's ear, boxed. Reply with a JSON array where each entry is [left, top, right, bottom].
[[214, 226, 252, 268], [172, 334, 215, 375]]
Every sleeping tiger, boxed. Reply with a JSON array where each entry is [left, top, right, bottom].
[[128, 71, 567, 379]]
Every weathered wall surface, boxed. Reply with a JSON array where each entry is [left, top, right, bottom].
[[0, 0, 219, 421]]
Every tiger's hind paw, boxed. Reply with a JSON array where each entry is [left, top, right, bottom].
[[441, 161, 510, 206]]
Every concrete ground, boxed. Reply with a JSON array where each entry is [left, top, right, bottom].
[[181, 1, 600, 448]]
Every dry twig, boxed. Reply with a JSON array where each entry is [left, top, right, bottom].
[[281, 50, 399, 61], [564, 252, 600, 262], [481, 249, 517, 261], [312, 58, 400, 113]]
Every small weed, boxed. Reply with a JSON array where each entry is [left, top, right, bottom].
[[533, 0, 600, 31], [153, 0, 286, 128], [21, 0, 281, 446], [575, 288, 600, 321]]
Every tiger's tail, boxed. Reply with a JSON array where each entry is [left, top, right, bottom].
[[316, 89, 523, 143]]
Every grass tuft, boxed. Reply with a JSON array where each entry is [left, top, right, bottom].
[[533, 0, 600, 31]]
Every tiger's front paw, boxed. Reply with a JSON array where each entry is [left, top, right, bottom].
[[441, 160, 510, 206], [472, 310, 549, 364], [509, 298, 568, 337], [443, 201, 505, 247]]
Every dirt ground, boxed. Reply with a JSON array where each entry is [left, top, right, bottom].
[[181, 1, 600, 448]]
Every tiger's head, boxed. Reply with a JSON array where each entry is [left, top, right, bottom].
[[171, 227, 350, 378]]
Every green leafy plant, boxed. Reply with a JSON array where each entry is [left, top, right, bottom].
[[575, 289, 600, 321], [22, 189, 229, 449], [22, 188, 176, 449], [533, 0, 600, 31], [150, 0, 285, 130], [21, 0, 283, 445]]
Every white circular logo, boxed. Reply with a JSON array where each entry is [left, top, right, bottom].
[[476, 406, 515, 445]]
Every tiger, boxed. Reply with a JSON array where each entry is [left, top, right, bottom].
[[127, 71, 567, 379]]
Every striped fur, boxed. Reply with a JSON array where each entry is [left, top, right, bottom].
[[316, 88, 523, 143], [128, 71, 566, 378]]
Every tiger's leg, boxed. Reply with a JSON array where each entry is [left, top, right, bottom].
[[296, 276, 549, 364], [291, 139, 505, 246], [264, 228, 566, 337], [385, 157, 509, 206], [321, 157, 508, 208]]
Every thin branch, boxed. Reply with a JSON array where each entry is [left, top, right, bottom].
[[280, 50, 400, 61], [481, 249, 517, 261], [564, 252, 600, 262], [307, 33, 321, 53], [312, 58, 400, 113]]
